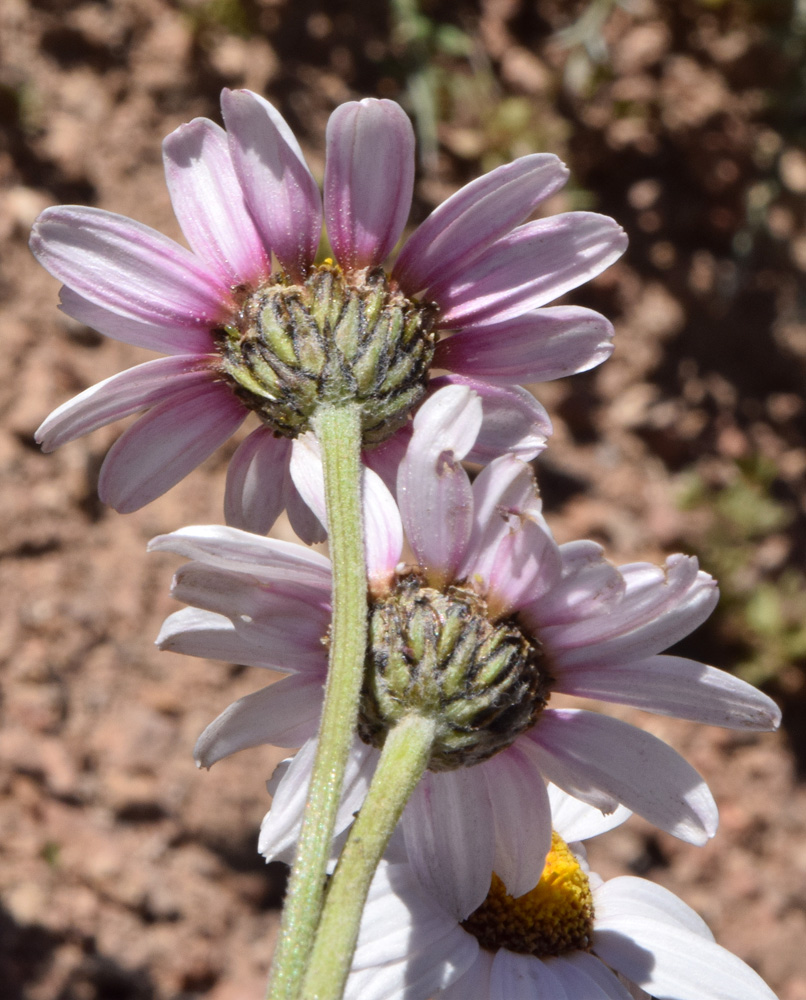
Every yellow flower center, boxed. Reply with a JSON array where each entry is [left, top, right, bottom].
[[461, 832, 594, 957]]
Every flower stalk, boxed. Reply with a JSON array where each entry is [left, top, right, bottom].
[[267, 402, 368, 1000], [301, 712, 438, 1000]]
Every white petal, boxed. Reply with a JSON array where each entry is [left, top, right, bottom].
[[555, 655, 781, 731], [480, 745, 552, 898], [547, 783, 632, 843], [259, 737, 376, 863], [593, 916, 777, 1000], [490, 949, 569, 1000], [149, 524, 332, 591], [194, 674, 324, 768], [402, 768, 495, 919], [528, 709, 719, 845], [594, 876, 714, 941]]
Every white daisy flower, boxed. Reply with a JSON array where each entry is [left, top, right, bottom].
[[341, 785, 778, 1000]]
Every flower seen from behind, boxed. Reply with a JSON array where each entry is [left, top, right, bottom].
[[338, 785, 778, 1000], [31, 89, 626, 536], [150, 384, 780, 919]]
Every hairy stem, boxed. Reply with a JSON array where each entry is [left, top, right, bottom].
[[301, 713, 437, 999], [267, 402, 367, 1000]]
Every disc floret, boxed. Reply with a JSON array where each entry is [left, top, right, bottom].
[[358, 572, 554, 770], [214, 262, 437, 443], [461, 831, 594, 957]]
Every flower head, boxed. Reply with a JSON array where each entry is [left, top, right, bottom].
[[31, 89, 625, 534], [150, 386, 780, 916], [338, 786, 778, 1000]]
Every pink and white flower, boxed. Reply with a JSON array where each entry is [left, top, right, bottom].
[[333, 786, 778, 1000], [31, 89, 626, 533], [150, 385, 780, 917]]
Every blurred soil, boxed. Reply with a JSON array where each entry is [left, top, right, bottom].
[[1, 0, 806, 997]]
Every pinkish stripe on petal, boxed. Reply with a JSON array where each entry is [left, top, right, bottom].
[[402, 767, 495, 920], [221, 88, 322, 280], [433, 306, 615, 385], [393, 154, 569, 296], [554, 654, 781, 731], [59, 288, 216, 355], [429, 376, 551, 463], [97, 383, 246, 512], [36, 356, 214, 452], [362, 428, 410, 494], [163, 117, 271, 286], [149, 524, 332, 589], [325, 99, 415, 269], [397, 384, 481, 581], [224, 427, 292, 535], [195, 675, 324, 768], [432, 212, 628, 328], [30, 206, 232, 326], [527, 708, 718, 844], [479, 745, 551, 899]]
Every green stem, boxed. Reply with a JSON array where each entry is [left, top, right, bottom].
[[267, 402, 368, 1000], [301, 713, 437, 1000]]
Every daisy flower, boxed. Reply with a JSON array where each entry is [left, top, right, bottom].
[[30, 89, 626, 535], [337, 785, 778, 1000], [150, 384, 780, 917]]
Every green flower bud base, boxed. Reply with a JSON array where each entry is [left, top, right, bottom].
[[360, 573, 554, 770], [214, 263, 438, 443]]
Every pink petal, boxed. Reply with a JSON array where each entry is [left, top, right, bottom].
[[324, 99, 415, 269], [480, 745, 552, 898], [460, 455, 561, 609], [169, 564, 330, 671], [429, 375, 551, 463], [194, 674, 324, 768], [156, 607, 282, 669], [397, 384, 481, 581], [402, 768, 495, 920], [554, 654, 781, 731], [393, 154, 570, 296], [97, 382, 246, 512], [362, 429, 410, 494], [36, 355, 214, 452], [433, 306, 615, 385], [221, 88, 322, 279], [224, 427, 292, 535], [148, 524, 332, 590], [163, 116, 271, 285], [30, 206, 231, 327], [547, 556, 718, 668], [528, 708, 719, 844], [285, 467, 328, 545], [518, 540, 625, 631], [59, 287, 216, 355], [432, 212, 628, 328]]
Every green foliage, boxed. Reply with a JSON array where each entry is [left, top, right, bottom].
[[679, 456, 806, 687]]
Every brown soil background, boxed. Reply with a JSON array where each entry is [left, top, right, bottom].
[[2, 0, 806, 997]]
